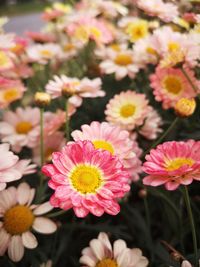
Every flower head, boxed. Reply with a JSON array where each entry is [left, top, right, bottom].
[[0, 183, 57, 262], [42, 140, 130, 217], [80, 232, 149, 267], [105, 90, 150, 130], [71, 121, 142, 181], [175, 98, 196, 117], [143, 140, 200, 190]]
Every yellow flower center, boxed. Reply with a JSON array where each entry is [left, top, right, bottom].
[[70, 165, 102, 194], [16, 121, 33, 134], [146, 47, 158, 56], [3, 88, 19, 102], [0, 51, 9, 67], [40, 49, 53, 57], [63, 43, 75, 52], [96, 258, 118, 267], [165, 157, 195, 171], [120, 104, 136, 118], [114, 53, 132, 66], [109, 44, 121, 52], [45, 147, 54, 162], [163, 75, 183, 95], [93, 140, 114, 155], [168, 42, 180, 53], [74, 26, 89, 42], [4, 205, 34, 235], [126, 21, 148, 42], [90, 27, 102, 39]]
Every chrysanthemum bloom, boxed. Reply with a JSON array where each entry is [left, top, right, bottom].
[[26, 43, 62, 64], [0, 183, 57, 262], [71, 121, 142, 181], [0, 107, 40, 152], [150, 67, 198, 109], [175, 98, 196, 118], [42, 140, 130, 217], [0, 77, 26, 108], [45, 75, 104, 107], [80, 232, 149, 267], [143, 141, 200, 190], [139, 107, 163, 140], [26, 31, 56, 43], [33, 131, 65, 165], [99, 45, 140, 80], [135, 0, 179, 22], [42, 2, 71, 21], [105, 90, 150, 131], [0, 143, 35, 190]]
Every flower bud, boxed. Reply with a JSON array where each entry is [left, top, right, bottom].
[[175, 98, 196, 117], [138, 188, 147, 199], [34, 92, 51, 107]]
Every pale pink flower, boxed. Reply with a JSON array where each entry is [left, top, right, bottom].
[[99, 44, 140, 80], [33, 131, 65, 166], [135, 0, 179, 22], [0, 107, 40, 152], [26, 43, 62, 64], [45, 75, 104, 107], [42, 140, 130, 217], [0, 77, 26, 109], [10, 36, 29, 55], [143, 141, 200, 190], [71, 121, 142, 181], [26, 31, 56, 43], [150, 66, 198, 109], [0, 144, 35, 191], [105, 90, 150, 131], [0, 33, 15, 49], [0, 183, 57, 262], [80, 232, 149, 267], [0, 50, 14, 72]]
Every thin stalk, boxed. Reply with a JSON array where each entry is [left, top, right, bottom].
[[182, 186, 198, 267], [65, 98, 70, 141], [47, 210, 67, 218], [181, 67, 198, 93], [142, 117, 179, 159]]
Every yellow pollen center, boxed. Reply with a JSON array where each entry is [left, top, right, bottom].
[[168, 42, 180, 52], [120, 104, 136, 118], [114, 53, 132, 66], [70, 165, 102, 194], [126, 21, 148, 42], [163, 76, 183, 95], [40, 49, 53, 57], [16, 121, 33, 134], [165, 157, 195, 171], [0, 51, 9, 66], [63, 43, 75, 52], [146, 47, 157, 56], [93, 140, 114, 155], [96, 258, 118, 267], [3, 88, 19, 102], [4, 205, 34, 235], [90, 27, 102, 39], [110, 44, 121, 52]]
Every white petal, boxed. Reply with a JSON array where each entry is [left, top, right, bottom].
[[33, 217, 57, 234], [33, 202, 53, 215], [17, 183, 31, 205], [135, 257, 149, 267], [8, 235, 24, 262], [22, 231, 38, 249], [0, 229, 10, 256], [89, 239, 105, 260], [113, 239, 127, 258], [79, 255, 97, 267]]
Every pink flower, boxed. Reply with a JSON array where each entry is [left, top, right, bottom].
[[0, 77, 26, 109], [26, 31, 56, 43], [138, 107, 163, 140], [0, 107, 40, 152], [71, 121, 142, 181], [45, 75, 104, 107], [150, 66, 198, 109], [105, 90, 150, 130], [42, 140, 130, 217], [0, 183, 57, 262], [143, 141, 200, 190], [80, 232, 149, 267]]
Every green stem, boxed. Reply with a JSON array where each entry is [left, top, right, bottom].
[[65, 99, 70, 141], [182, 186, 198, 267], [181, 67, 198, 93], [40, 108, 44, 167], [47, 210, 67, 218], [142, 117, 179, 159]]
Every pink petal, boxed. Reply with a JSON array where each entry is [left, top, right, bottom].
[[113, 239, 127, 258], [17, 183, 31, 205], [22, 231, 38, 249], [33, 217, 57, 234], [73, 206, 89, 218], [8, 235, 24, 262]]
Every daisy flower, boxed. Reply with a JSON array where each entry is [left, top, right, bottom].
[[0, 77, 26, 109], [80, 232, 149, 267], [99, 44, 140, 80], [143, 140, 200, 190], [0, 183, 57, 262], [150, 66, 198, 109], [42, 140, 130, 217], [26, 43, 62, 64], [105, 90, 150, 131], [45, 75, 104, 107], [71, 121, 142, 181], [138, 107, 163, 140], [0, 107, 40, 152]]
